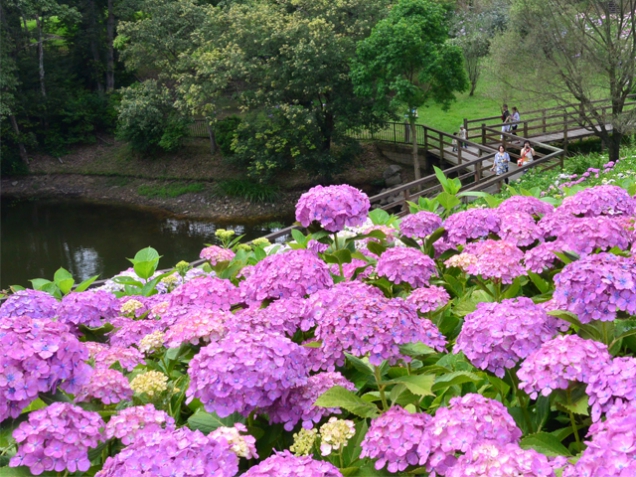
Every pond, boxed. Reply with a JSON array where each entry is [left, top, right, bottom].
[[1, 198, 291, 289]]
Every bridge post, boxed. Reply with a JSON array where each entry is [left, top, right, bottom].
[[480, 123, 486, 157], [523, 121, 528, 138], [542, 110, 546, 133], [457, 142, 462, 164], [563, 113, 569, 157], [439, 132, 444, 161]]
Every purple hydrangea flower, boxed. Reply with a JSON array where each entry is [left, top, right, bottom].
[[96, 426, 238, 477], [242, 450, 343, 477], [399, 211, 443, 239], [553, 216, 631, 255], [454, 298, 558, 378], [295, 184, 370, 232], [418, 394, 522, 475], [308, 240, 330, 255], [200, 245, 235, 265], [267, 372, 356, 431], [75, 367, 132, 404], [104, 404, 175, 445], [407, 285, 450, 313], [0, 289, 58, 320], [56, 290, 119, 328], [454, 240, 526, 284], [10, 403, 104, 475], [0, 316, 92, 422], [91, 341, 145, 371], [314, 293, 446, 370], [187, 332, 309, 417], [562, 401, 636, 477], [107, 317, 163, 348], [497, 196, 554, 217], [163, 307, 229, 348], [517, 334, 611, 399], [443, 208, 501, 248], [553, 252, 636, 323], [586, 356, 636, 422], [361, 406, 431, 473], [559, 185, 635, 217], [448, 443, 561, 477], [523, 240, 567, 273], [230, 297, 307, 337], [170, 276, 241, 311], [240, 249, 333, 304], [497, 211, 544, 247], [376, 247, 437, 288]]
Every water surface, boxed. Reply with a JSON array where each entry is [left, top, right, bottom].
[[1, 198, 290, 289]]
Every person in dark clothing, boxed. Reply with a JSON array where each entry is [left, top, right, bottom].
[[501, 104, 510, 139]]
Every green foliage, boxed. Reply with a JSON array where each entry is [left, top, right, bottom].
[[217, 179, 279, 203], [117, 81, 190, 154], [137, 182, 205, 199], [213, 116, 242, 156]]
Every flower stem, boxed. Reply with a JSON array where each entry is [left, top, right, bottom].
[[373, 366, 388, 410], [567, 388, 581, 446]]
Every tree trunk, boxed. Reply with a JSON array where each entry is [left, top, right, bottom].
[[321, 111, 334, 152], [9, 115, 29, 165], [106, 0, 115, 92], [206, 121, 216, 155], [89, 0, 104, 93], [411, 119, 420, 180], [469, 80, 476, 96], [607, 131, 622, 162], [36, 14, 45, 98]]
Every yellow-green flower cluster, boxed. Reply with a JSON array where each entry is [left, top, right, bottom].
[[252, 237, 271, 248], [159, 274, 180, 292], [290, 428, 317, 456], [130, 371, 168, 397], [215, 229, 236, 241], [236, 244, 252, 252], [319, 418, 355, 456], [175, 260, 190, 275], [139, 331, 165, 354], [120, 299, 144, 317]]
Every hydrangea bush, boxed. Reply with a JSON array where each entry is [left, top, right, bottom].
[[3, 179, 636, 476]]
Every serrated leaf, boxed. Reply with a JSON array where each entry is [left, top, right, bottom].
[[134, 259, 160, 280], [30, 278, 52, 290], [346, 354, 374, 375], [366, 241, 386, 257], [547, 310, 601, 340], [432, 371, 481, 392], [452, 297, 478, 317], [528, 271, 550, 294], [333, 249, 352, 264], [132, 246, 160, 263], [57, 278, 75, 295], [369, 208, 391, 225], [314, 386, 379, 418], [436, 191, 461, 211], [291, 229, 307, 246], [187, 410, 244, 434], [400, 342, 436, 357], [555, 394, 589, 416], [520, 432, 571, 457], [53, 267, 73, 284], [389, 374, 435, 397]]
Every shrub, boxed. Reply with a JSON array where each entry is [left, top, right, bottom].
[[217, 179, 279, 203], [213, 116, 242, 157]]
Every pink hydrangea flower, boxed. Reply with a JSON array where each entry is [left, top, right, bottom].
[[295, 184, 370, 232], [75, 367, 132, 405], [104, 404, 175, 445], [57, 290, 119, 328], [92, 341, 145, 371], [400, 211, 442, 239], [376, 247, 437, 288], [517, 334, 611, 399], [443, 208, 501, 248], [200, 245, 235, 265], [552, 216, 630, 255], [163, 307, 229, 348], [0, 289, 59, 320], [523, 240, 567, 273], [108, 317, 163, 348], [453, 240, 526, 284], [407, 285, 450, 313], [497, 196, 554, 217], [559, 185, 635, 217], [170, 276, 241, 311], [586, 356, 636, 422], [230, 297, 307, 337], [497, 211, 544, 247], [242, 450, 343, 477]]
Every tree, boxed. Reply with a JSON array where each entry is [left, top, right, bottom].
[[351, 0, 468, 180], [490, 0, 636, 162]]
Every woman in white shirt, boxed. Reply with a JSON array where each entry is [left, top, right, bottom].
[[518, 141, 535, 168]]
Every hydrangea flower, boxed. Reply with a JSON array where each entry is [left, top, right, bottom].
[[559, 185, 635, 217], [119, 297, 146, 318], [308, 240, 330, 254], [553, 252, 636, 323], [454, 298, 558, 378], [497, 211, 544, 247], [92, 341, 145, 371], [290, 428, 318, 456], [104, 404, 175, 445], [107, 317, 164, 348], [553, 216, 630, 255], [0, 289, 59, 320], [130, 370, 168, 397], [361, 406, 431, 473], [418, 394, 522, 476], [170, 276, 241, 311], [319, 418, 355, 456], [399, 211, 442, 239], [517, 335, 612, 399], [376, 247, 437, 288], [268, 372, 356, 431], [187, 332, 309, 417], [10, 403, 104, 475], [407, 285, 450, 313], [230, 297, 307, 337], [96, 427, 238, 477], [75, 367, 132, 405], [443, 208, 501, 248], [586, 356, 636, 422], [330, 258, 372, 281], [210, 423, 258, 459], [163, 307, 229, 348], [138, 330, 165, 354], [497, 195, 554, 217], [295, 184, 370, 232], [314, 294, 446, 370], [448, 443, 560, 477], [240, 249, 333, 304], [523, 240, 567, 273], [450, 240, 526, 284], [0, 315, 92, 422], [242, 450, 343, 477], [200, 245, 235, 265], [56, 290, 119, 328], [562, 401, 636, 477]]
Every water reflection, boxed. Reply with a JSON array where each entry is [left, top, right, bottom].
[[1, 198, 291, 289]]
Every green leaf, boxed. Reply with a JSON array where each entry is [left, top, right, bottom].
[[314, 386, 379, 418], [555, 394, 589, 416], [528, 271, 550, 294], [346, 354, 374, 376], [134, 259, 160, 280], [389, 374, 435, 397], [442, 273, 464, 297], [502, 276, 523, 299], [400, 342, 436, 357], [133, 246, 160, 263], [547, 310, 601, 340], [452, 296, 478, 317], [366, 241, 386, 257], [432, 371, 481, 392], [187, 410, 244, 434], [0, 467, 57, 477], [433, 165, 449, 189], [57, 278, 75, 295], [30, 278, 52, 290], [436, 191, 461, 211], [520, 432, 571, 457], [368, 208, 391, 225], [291, 229, 308, 246], [333, 249, 352, 264]]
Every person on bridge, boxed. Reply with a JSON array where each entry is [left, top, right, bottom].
[[518, 141, 536, 169], [459, 126, 468, 148], [491, 144, 511, 184], [511, 107, 520, 137], [501, 104, 511, 139]]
